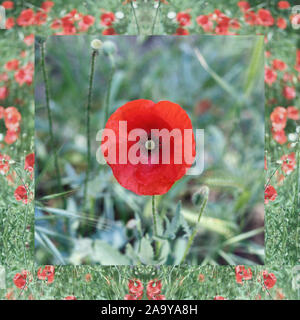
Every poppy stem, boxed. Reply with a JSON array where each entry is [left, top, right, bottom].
[[152, 195, 158, 238], [151, 1, 161, 35], [294, 136, 300, 255], [180, 188, 209, 264], [40, 39, 66, 210], [83, 49, 97, 210], [131, 1, 140, 35]]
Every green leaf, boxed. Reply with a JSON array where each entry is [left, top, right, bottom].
[[138, 237, 154, 264], [244, 36, 264, 97], [93, 240, 131, 265], [164, 201, 182, 239]]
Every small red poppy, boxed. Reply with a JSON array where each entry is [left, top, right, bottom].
[[5, 59, 19, 71], [1, 1, 14, 9], [14, 185, 29, 204], [281, 152, 296, 175], [272, 128, 287, 145], [264, 185, 277, 204], [0, 86, 9, 100], [24, 153, 35, 173], [257, 9, 274, 27], [278, 1, 290, 9], [263, 271, 277, 289], [237, 1, 250, 12], [287, 106, 299, 120], [235, 265, 252, 284], [13, 270, 30, 289], [176, 12, 191, 26], [175, 27, 190, 35], [147, 279, 162, 297], [277, 17, 287, 29], [100, 12, 115, 26], [270, 106, 287, 131], [101, 99, 196, 195], [102, 27, 117, 35], [272, 59, 286, 71], [41, 1, 54, 12], [128, 279, 143, 295], [37, 265, 55, 284], [282, 86, 296, 100], [264, 67, 277, 86]]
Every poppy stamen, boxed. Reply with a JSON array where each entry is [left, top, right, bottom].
[[145, 139, 155, 151]]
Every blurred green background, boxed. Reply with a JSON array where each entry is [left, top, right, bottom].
[[35, 35, 265, 265]]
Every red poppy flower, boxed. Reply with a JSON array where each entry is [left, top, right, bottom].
[[17, 9, 35, 27], [64, 296, 77, 300], [0, 153, 10, 175], [14, 185, 29, 204], [214, 296, 225, 300], [25, 153, 35, 173], [100, 12, 115, 26], [196, 15, 213, 32], [263, 271, 277, 289], [0, 86, 9, 100], [237, 1, 250, 12], [257, 9, 274, 27], [4, 106, 21, 131], [1, 1, 14, 9], [272, 59, 286, 71], [272, 129, 287, 145], [235, 266, 252, 284], [147, 279, 162, 299], [102, 27, 117, 35], [101, 99, 195, 195], [37, 265, 55, 284], [6, 17, 15, 29], [282, 86, 296, 100], [5, 59, 19, 71], [14, 62, 34, 86], [244, 11, 257, 25], [278, 1, 290, 9], [270, 106, 287, 131], [264, 67, 277, 86], [281, 152, 296, 175], [176, 12, 191, 26], [287, 106, 299, 120], [23, 34, 34, 46], [128, 279, 144, 297], [78, 15, 95, 32], [235, 265, 252, 284], [34, 11, 48, 25], [41, 1, 54, 12], [264, 185, 277, 204], [174, 27, 189, 35], [13, 270, 30, 289], [277, 17, 287, 29], [4, 129, 20, 145]]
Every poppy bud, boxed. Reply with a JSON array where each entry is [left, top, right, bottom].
[[90, 39, 103, 50], [102, 41, 117, 56], [192, 185, 209, 207]]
